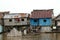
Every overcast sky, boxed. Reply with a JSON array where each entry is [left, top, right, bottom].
[[0, 0, 60, 16]]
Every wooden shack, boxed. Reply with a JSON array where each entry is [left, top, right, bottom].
[[54, 14, 60, 30], [30, 9, 54, 32], [4, 13, 29, 31], [30, 9, 53, 26]]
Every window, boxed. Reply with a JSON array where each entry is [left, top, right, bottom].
[[15, 18, 20, 22], [9, 19, 12, 22], [34, 19, 37, 22], [43, 19, 46, 22], [21, 19, 24, 21]]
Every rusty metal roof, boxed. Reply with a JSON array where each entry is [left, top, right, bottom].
[[4, 13, 29, 18], [18, 13, 28, 17], [30, 9, 53, 18]]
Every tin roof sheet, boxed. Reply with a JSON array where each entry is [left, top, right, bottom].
[[30, 9, 53, 18], [4, 13, 29, 18]]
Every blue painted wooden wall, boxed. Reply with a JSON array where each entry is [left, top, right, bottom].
[[30, 18, 39, 26], [39, 18, 52, 26], [30, 18, 52, 26]]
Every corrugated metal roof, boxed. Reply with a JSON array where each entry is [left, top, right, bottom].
[[0, 11, 9, 13], [4, 13, 29, 18], [54, 14, 60, 20], [0, 11, 9, 18], [18, 13, 28, 17], [30, 9, 53, 18]]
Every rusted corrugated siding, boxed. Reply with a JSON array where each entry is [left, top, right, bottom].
[[30, 9, 53, 18], [18, 13, 29, 17]]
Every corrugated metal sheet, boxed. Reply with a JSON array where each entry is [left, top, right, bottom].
[[30, 9, 53, 18], [54, 14, 60, 20], [4, 13, 29, 18], [0, 11, 9, 18], [18, 13, 29, 17]]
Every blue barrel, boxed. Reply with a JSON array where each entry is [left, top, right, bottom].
[[0, 25, 2, 32]]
